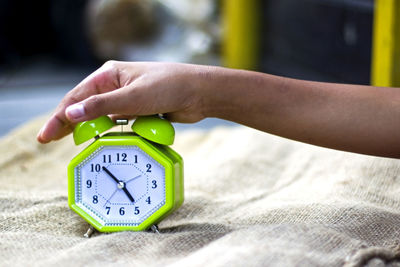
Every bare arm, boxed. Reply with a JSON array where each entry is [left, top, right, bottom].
[[37, 61, 400, 158], [203, 68, 400, 158]]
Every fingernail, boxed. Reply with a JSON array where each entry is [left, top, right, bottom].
[[66, 103, 85, 120], [36, 122, 48, 143], [36, 126, 44, 139]]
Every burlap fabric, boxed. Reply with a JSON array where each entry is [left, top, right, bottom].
[[1, 116, 400, 267]]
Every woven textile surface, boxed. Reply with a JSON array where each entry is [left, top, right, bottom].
[[1, 116, 400, 267]]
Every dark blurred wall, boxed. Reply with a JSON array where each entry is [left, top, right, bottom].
[[0, 0, 374, 85], [260, 0, 373, 84], [0, 0, 97, 69]]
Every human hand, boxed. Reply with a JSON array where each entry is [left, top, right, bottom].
[[37, 61, 210, 143], [35, 59, 400, 157]]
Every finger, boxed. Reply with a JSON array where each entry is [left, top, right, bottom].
[[57, 62, 122, 118], [37, 62, 123, 143], [65, 87, 143, 123], [36, 114, 75, 143]]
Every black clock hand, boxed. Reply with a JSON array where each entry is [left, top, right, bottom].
[[102, 166, 120, 183], [122, 187, 135, 203], [102, 166, 135, 203]]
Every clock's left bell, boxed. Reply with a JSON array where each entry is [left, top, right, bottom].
[[73, 116, 115, 145]]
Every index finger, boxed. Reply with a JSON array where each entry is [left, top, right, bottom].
[[37, 61, 122, 143]]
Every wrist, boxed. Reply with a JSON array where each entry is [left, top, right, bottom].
[[195, 65, 233, 119]]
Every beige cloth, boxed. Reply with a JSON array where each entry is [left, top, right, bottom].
[[1, 116, 400, 267]]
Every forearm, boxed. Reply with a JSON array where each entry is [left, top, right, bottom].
[[201, 66, 400, 158]]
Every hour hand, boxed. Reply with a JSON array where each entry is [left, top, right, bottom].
[[102, 166, 120, 184], [102, 166, 135, 203]]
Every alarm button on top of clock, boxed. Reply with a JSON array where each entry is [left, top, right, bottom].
[[73, 116, 115, 145], [131, 116, 175, 145]]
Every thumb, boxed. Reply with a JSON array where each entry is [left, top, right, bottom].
[[65, 89, 138, 123]]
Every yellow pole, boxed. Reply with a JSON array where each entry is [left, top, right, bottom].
[[222, 0, 260, 70], [371, 0, 400, 87]]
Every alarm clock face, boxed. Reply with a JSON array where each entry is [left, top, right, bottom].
[[74, 146, 166, 227]]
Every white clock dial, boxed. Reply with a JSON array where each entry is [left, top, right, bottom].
[[75, 146, 166, 226]]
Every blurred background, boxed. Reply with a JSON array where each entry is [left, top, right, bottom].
[[0, 0, 397, 136]]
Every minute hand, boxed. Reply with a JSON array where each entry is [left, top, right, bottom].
[[121, 187, 135, 203], [102, 166, 135, 202]]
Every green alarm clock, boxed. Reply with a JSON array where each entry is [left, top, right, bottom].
[[67, 115, 184, 234]]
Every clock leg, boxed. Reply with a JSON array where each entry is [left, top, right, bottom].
[[150, 224, 160, 234], [84, 225, 96, 238]]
